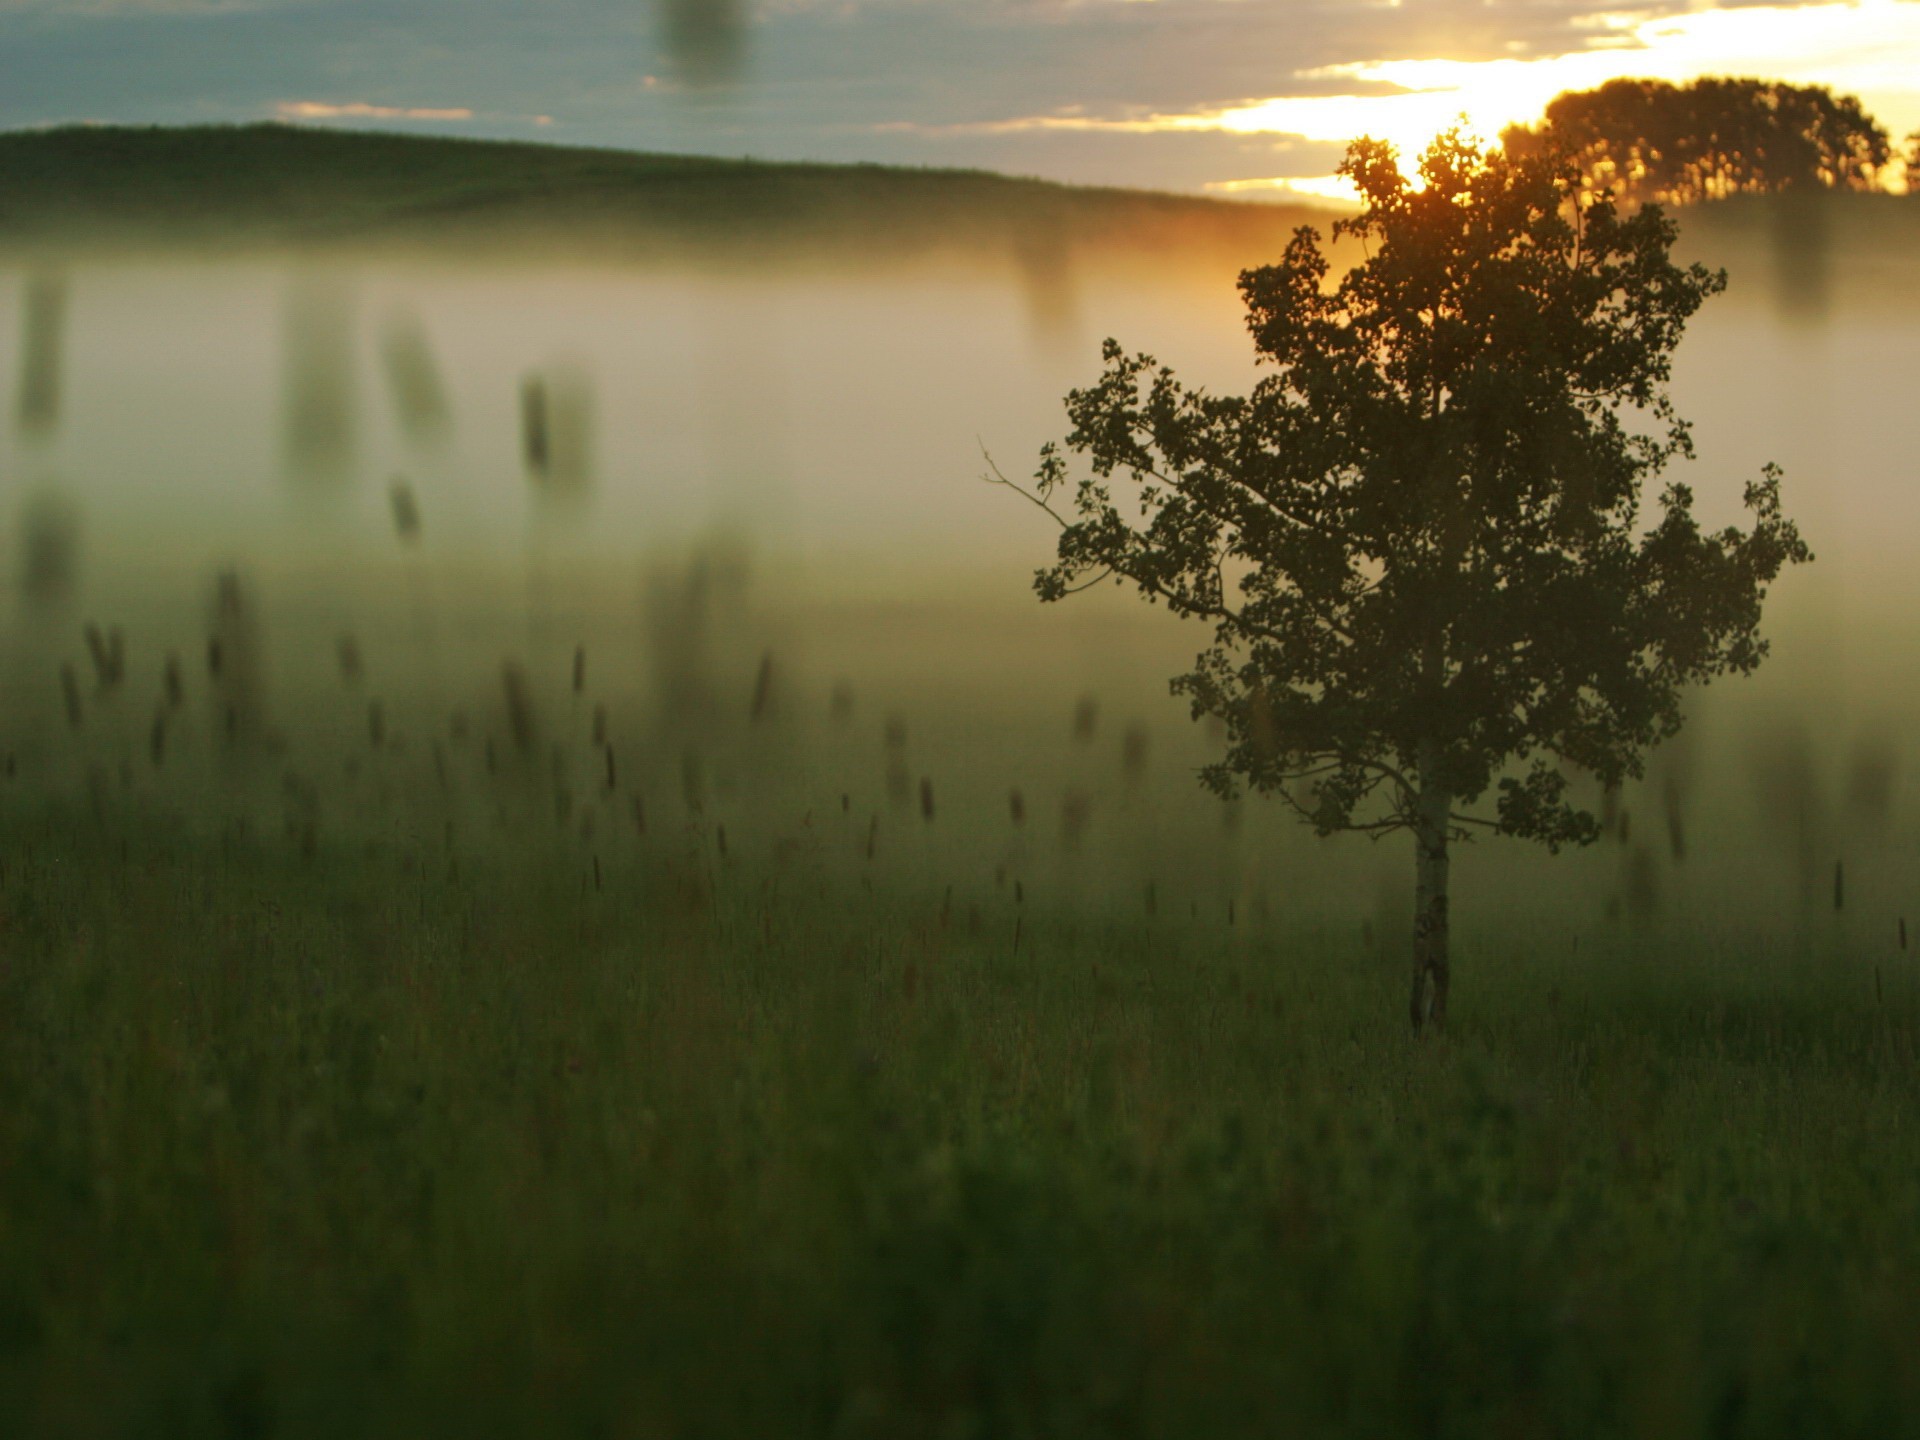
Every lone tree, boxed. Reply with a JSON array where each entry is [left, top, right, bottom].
[[997, 133, 1809, 1030]]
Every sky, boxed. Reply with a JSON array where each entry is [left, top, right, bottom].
[[3, 0, 1919, 197]]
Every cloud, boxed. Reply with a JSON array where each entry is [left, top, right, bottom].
[[925, 1, 1920, 195], [1202, 175, 1359, 206], [1216, 1, 1920, 153], [0, 1, 282, 13], [5, 0, 1920, 196], [277, 101, 477, 122]]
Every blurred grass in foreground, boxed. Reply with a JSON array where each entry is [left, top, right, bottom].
[[0, 797, 1916, 1439]]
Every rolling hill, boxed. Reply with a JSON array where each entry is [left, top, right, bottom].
[[0, 123, 1326, 268]]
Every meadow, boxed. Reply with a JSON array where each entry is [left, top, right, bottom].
[[3, 127, 1920, 1437], [2, 801, 1918, 1439], [0, 579, 1916, 1439]]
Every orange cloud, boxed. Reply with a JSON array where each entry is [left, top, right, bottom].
[[277, 101, 476, 122], [939, 1, 1920, 201]]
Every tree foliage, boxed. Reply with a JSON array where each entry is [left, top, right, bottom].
[[1503, 77, 1891, 203], [1004, 133, 1810, 854]]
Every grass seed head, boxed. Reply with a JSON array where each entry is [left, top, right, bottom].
[[281, 274, 359, 486], [502, 661, 537, 753], [389, 479, 423, 545], [1073, 695, 1098, 742], [522, 377, 552, 480], [83, 623, 113, 689], [16, 272, 69, 439], [1062, 789, 1091, 846], [1663, 776, 1687, 861], [751, 651, 775, 722], [1845, 733, 1898, 838], [380, 311, 452, 445], [60, 664, 82, 729], [20, 491, 81, 609]]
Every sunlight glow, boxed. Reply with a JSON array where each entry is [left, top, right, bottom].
[[1201, 175, 1360, 207], [278, 102, 478, 122], [982, 2, 1920, 200]]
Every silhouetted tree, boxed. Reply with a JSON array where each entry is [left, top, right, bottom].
[[1906, 131, 1920, 193], [1503, 77, 1890, 203], [998, 134, 1809, 1030]]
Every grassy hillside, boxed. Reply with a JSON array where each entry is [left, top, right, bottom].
[[4, 123, 1913, 301], [0, 124, 1323, 266]]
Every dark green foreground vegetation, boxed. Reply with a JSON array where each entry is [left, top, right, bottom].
[[1, 802, 1915, 1439]]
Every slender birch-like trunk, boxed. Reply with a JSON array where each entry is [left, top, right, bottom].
[[1410, 758, 1452, 1034]]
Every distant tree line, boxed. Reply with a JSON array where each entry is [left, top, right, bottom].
[[1502, 77, 1914, 203]]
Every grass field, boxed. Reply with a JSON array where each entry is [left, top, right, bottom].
[[2, 737, 1917, 1437], [0, 478, 1910, 1440]]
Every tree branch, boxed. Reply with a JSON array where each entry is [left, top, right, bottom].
[[1124, 434, 1337, 542], [980, 448, 1070, 530]]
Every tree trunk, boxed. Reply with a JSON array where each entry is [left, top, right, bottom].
[[1409, 770, 1452, 1034]]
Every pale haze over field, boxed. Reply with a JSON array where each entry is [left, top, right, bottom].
[[5, 0, 1920, 195], [4, 0, 1919, 790]]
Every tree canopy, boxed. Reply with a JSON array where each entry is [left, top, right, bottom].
[[1002, 132, 1810, 1027], [1503, 77, 1891, 203]]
